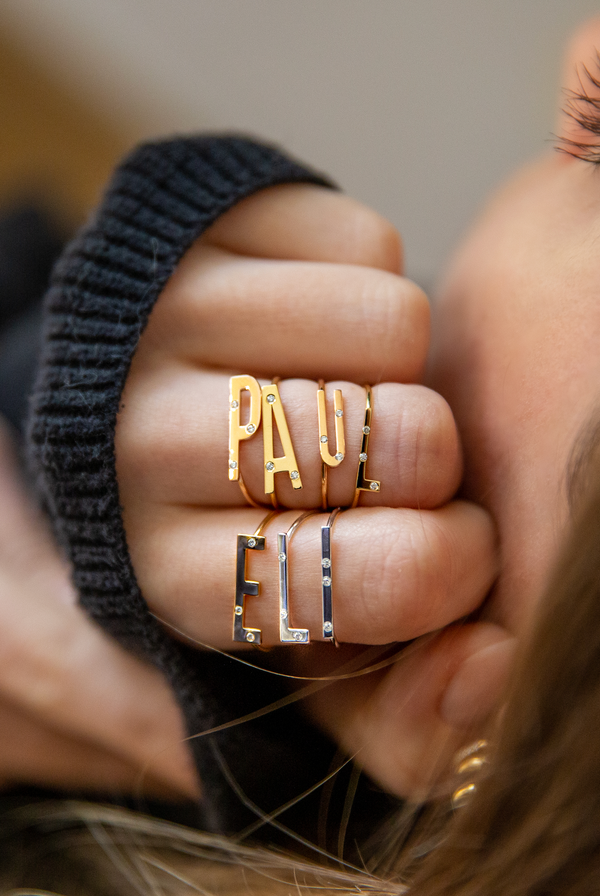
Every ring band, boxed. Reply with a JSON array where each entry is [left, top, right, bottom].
[[238, 473, 271, 509], [352, 384, 381, 508], [321, 506, 342, 641], [233, 510, 277, 645], [278, 509, 319, 644]]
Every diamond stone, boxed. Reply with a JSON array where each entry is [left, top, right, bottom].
[[246, 632, 255, 643], [265, 461, 275, 471], [335, 409, 343, 418], [278, 552, 286, 562], [363, 425, 371, 434], [323, 622, 333, 634], [322, 576, 332, 587], [280, 609, 288, 619], [370, 482, 380, 491], [293, 632, 304, 641], [322, 558, 331, 569], [229, 460, 238, 469], [359, 452, 368, 462], [266, 393, 276, 404], [320, 435, 328, 443], [247, 537, 257, 548], [246, 423, 256, 434], [335, 452, 344, 462], [290, 470, 300, 480], [231, 400, 239, 409], [234, 605, 243, 615]]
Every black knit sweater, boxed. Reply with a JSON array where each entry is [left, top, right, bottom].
[[27, 136, 397, 847]]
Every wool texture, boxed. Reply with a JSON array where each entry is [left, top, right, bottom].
[[27, 136, 399, 849], [27, 136, 339, 836]]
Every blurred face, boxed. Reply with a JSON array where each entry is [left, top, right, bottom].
[[428, 19, 600, 636]]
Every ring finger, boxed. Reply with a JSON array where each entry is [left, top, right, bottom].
[[125, 503, 497, 650]]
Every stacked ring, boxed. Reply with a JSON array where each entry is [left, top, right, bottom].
[[352, 384, 381, 508], [317, 380, 345, 510]]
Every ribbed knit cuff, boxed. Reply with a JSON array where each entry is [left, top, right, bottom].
[[27, 136, 337, 835]]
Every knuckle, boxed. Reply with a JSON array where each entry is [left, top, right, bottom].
[[345, 202, 403, 272], [360, 276, 429, 381], [406, 389, 462, 499], [362, 513, 458, 641]]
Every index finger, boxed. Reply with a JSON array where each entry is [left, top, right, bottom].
[[147, 247, 429, 383], [202, 183, 404, 273]]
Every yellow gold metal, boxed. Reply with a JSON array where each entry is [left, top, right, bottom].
[[451, 783, 476, 810], [317, 381, 345, 466], [454, 739, 489, 765], [237, 473, 270, 510], [352, 384, 381, 507], [451, 738, 488, 811], [318, 380, 345, 510], [262, 382, 303, 496], [232, 510, 277, 645], [229, 375, 261, 482], [457, 755, 487, 776]]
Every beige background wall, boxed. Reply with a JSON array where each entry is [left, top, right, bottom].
[[1, 1, 600, 284]]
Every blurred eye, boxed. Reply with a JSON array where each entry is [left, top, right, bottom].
[[556, 52, 600, 164]]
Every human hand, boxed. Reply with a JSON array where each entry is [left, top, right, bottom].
[[115, 183, 507, 797], [0, 419, 198, 799]]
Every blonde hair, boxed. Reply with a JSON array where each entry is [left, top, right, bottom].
[[6, 477, 600, 894]]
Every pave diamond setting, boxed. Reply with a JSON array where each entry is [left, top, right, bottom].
[[229, 460, 238, 470], [363, 425, 371, 435], [246, 423, 256, 434], [290, 470, 300, 480], [266, 393, 276, 404], [265, 461, 275, 472], [370, 482, 380, 491], [359, 452, 368, 463], [322, 576, 332, 587], [247, 537, 257, 548], [322, 558, 331, 569]]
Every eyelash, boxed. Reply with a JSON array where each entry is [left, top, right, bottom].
[[556, 53, 600, 164]]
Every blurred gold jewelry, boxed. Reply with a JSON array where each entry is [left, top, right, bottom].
[[233, 510, 277, 645], [317, 380, 345, 509], [262, 381, 302, 505], [277, 510, 318, 644], [352, 384, 381, 507], [451, 739, 488, 809]]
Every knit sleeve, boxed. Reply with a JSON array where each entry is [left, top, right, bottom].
[[27, 136, 342, 837]]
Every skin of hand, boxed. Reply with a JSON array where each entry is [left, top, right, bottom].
[[0, 419, 198, 799], [427, 17, 600, 658], [115, 185, 505, 799]]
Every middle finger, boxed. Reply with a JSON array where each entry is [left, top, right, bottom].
[[117, 373, 462, 511]]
